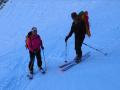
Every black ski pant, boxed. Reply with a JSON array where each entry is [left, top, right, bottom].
[[28, 50, 42, 73], [75, 36, 85, 58]]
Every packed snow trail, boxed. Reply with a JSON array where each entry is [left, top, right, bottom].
[[0, 0, 120, 90]]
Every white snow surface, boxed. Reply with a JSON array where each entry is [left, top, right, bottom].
[[0, 0, 120, 90]]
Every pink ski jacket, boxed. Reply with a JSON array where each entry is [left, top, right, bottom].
[[27, 34, 42, 52]]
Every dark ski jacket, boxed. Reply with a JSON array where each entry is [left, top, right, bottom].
[[66, 20, 86, 49]]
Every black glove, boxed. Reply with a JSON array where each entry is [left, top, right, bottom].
[[41, 46, 44, 50], [65, 36, 68, 42]]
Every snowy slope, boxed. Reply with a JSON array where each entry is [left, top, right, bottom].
[[0, 0, 120, 90]]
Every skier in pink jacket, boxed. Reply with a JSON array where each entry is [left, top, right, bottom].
[[26, 27, 44, 75]]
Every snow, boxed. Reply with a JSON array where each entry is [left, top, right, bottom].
[[0, 0, 120, 90]]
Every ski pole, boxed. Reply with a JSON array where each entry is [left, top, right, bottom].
[[64, 42, 68, 63], [83, 43, 108, 56], [42, 49, 47, 72]]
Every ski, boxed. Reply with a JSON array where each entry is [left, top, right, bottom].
[[61, 52, 90, 72], [27, 68, 46, 79], [59, 60, 74, 68], [59, 52, 90, 69], [27, 73, 33, 80], [61, 63, 76, 71]]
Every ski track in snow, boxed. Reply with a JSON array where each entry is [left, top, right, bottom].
[[0, 0, 120, 90], [0, 50, 29, 90]]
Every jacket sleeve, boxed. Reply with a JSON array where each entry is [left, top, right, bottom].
[[66, 23, 74, 39], [27, 38, 33, 51], [41, 40, 44, 48], [25, 36, 28, 48], [38, 35, 44, 48]]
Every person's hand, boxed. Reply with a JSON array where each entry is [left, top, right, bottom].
[[41, 46, 44, 50], [65, 36, 68, 42]]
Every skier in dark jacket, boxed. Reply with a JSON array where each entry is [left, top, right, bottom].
[[65, 12, 86, 63]]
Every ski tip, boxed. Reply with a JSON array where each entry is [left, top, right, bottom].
[[104, 53, 108, 56], [58, 69, 65, 73], [29, 77, 33, 80], [60, 70, 65, 72], [27, 76, 33, 80], [42, 71, 46, 74], [64, 61, 68, 63], [27, 74, 33, 80], [59, 66, 64, 68]]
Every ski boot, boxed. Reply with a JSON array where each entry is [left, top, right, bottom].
[[27, 71, 33, 79], [39, 67, 46, 74], [75, 56, 81, 64]]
